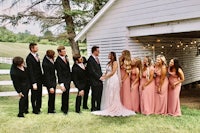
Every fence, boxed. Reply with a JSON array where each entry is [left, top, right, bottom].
[[0, 57, 12, 64]]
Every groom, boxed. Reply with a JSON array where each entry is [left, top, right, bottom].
[[87, 46, 104, 111]]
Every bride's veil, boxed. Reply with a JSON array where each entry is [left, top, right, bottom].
[[116, 53, 122, 86]]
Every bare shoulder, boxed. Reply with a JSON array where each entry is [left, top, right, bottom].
[[113, 61, 118, 65], [178, 68, 183, 73]]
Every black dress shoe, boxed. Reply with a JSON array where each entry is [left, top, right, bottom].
[[18, 114, 25, 118], [83, 106, 89, 109], [91, 108, 97, 112], [61, 109, 68, 115], [24, 110, 29, 114], [48, 111, 56, 114], [63, 112, 68, 115], [75, 111, 82, 114], [32, 111, 39, 114]]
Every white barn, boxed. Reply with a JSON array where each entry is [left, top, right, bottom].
[[75, 0, 200, 85]]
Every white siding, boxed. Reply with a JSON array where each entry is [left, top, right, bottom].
[[86, 0, 200, 84]]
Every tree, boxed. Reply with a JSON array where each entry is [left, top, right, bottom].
[[93, 0, 108, 15], [0, 27, 17, 42], [0, 0, 108, 55]]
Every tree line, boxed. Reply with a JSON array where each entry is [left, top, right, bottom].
[[0, 0, 109, 55], [0, 26, 72, 46]]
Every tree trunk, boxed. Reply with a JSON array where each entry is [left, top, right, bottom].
[[62, 0, 80, 55]]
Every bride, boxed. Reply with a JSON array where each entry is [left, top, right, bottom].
[[91, 52, 136, 117]]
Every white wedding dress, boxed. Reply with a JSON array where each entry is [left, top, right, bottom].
[[91, 65, 136, 117]]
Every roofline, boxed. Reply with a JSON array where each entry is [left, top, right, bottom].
[[75, 0, 117, 42]]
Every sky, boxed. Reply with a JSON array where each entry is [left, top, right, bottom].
[[0, 0, 44, 36]]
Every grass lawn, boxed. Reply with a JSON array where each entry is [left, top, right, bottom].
[[0, 42, 74, 64], [0, 85, 14, 92], [0, 63, 11, 69], [0, 74, 11, 81], [0, 94, 200, 133]]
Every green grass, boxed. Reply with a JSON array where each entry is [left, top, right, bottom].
[[0, 85, 14, 92], [0, 95, 200, 133], [0, 63, 11, 69], [0, 74, 11, 81], [0, 42, 74, 64]]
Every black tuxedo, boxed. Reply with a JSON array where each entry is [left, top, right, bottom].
[[10, 65, 30, 116], [87, 55, 103, 111], [26, 53, 43, 113], [72, 63, 87, 112], [83, 63, 90, 109], [42, 56, 56, 113], [55, 56, 71, 113]]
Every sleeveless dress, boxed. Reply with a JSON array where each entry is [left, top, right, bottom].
[[168, 69, 182, 116], [92, 65, 136, 117], [154, 66, 168, 115], [130, 68, 140, 113], [139, 66, 155, 115], [120, 68, 132, 110]]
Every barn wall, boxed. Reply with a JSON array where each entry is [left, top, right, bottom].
[[86, 0, 200, 84]]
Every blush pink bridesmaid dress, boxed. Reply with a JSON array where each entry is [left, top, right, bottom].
[[154, 66, 169, 115], [130, 68, 140, 113], [120, 68, 132, 110], [168, 69, 182, 116], [139, 66, 155, 115]]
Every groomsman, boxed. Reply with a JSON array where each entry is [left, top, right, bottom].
[[87, 46, 103, 111], [26, 43, 43, 114], [82, 56, 90, 109], [72, 54, 87, 113], [42, 50, 56, 113], [55, 46, 71, 114]]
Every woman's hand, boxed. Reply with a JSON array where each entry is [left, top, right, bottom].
[[157, 86, 161, 93], [142, 85, 145, 90]]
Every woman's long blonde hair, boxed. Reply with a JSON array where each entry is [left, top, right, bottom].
[[132, 57, 142, 78], [156, 55, 167, 66], [120, 50, 132, 74]]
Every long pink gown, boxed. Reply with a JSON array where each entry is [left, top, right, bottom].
[[154, 66, 169, 115], [130, 68, 140, 113], [92, 65, 136, 117], [139, 66, 155, 115], [168, 69, 182, 116], [120, 68, 132, 110]]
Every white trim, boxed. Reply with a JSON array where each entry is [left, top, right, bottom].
[[128, 18, 200, 37], [75, 0, 117, 42]]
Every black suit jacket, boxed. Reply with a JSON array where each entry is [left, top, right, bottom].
[[42, 56, 56, 89], [55, 56, 71, 85], [10, 65, 30, 93], [26, 53, 43, 84], [87, 55, 102, 86], [72, 63, 87, 91]]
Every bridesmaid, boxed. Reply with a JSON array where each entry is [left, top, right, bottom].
[[140, 56, 155, 115], [154, 55, 169, 115], [130, 57, 141, 113], [168, 58, 184, 116], [119, 50, 132, 110]]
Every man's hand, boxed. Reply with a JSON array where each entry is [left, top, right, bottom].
[[49, 88, 55, 94], [60, 86, 66, 92], [18, 92, 24, 98], [33, 83, 37, 90], [79, 90, 84, 96], [100, 76, 106, 81]]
